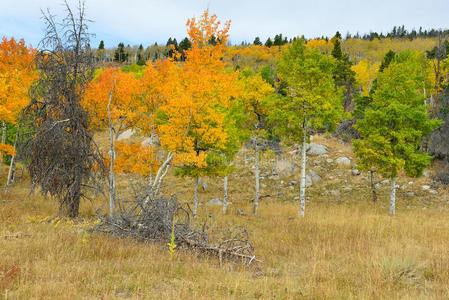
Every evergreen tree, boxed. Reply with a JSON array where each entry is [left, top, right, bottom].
[[253, 37, 262, 45], [265, 38, 273, 47], [114, 42, 128, 62], [178, 37, 192, 61], [331, 32, 356, 111], [136, 44, 145, 65], [98, 40, 104, 50]]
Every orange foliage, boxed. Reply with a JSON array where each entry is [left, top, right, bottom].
[[110, 142, 160, 176], [84, 67, 143, 133], [139, 10, 240, 169], [0, 37, 37, 158]]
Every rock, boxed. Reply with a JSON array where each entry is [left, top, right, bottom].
[[326, 158, 334, 163], [335, 156, 351, 166], [294, 196, 300, 200], [117, 129, 135, 141], [428, 189, 438, 195], [375, 183, 382, 190], [307, 170, 321, 182], [199, 178, 208, 191], [351, 169, 361, 176], [406, 191, 415, 197], [289, 180, 298, 185], [141, 134, 160, 147], [408, 181, 413, 185], [206, 198, 222, 206], [330, 189, 341, 196], [423, 170, 431, 177], [422, 185, 431, 191], [261, 183, 267, 188], [343, 186, 353, 192], [306, 143, 328, 156], [381, 179, 390, 185], [400, 185, 407, 190], [305, 175, 312, 187], [275, 159, 298, 177], [314, 159, 322, 165]]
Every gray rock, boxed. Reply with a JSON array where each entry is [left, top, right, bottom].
[[375, 183, 382, 190], [289, 180, 298, 185], [307, 170, 321, 182], [141, 134, 160, 147], [330, 189, 341, 196], [275, 159, 298, 177], [351, 169, 361, 176], [206, 198, 222, 206], [428, 189, 438, 195], [326, 158, 334, 163], [406, 191, 415, 197], [400, 185, 407, 190], [306, 143, 328, 156], [423, 170, 431, 177], [381, 179, 390, 185], [116, 129, 135, 141], [343, 186, 353, 192], [335, 156, 351, 166], [422, 185, 431, 191], [305, 175, 312, 187]]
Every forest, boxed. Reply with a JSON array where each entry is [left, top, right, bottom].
[[2, 1, 449, 299]]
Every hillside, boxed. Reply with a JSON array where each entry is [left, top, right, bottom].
[[2, 135, 449, 299]]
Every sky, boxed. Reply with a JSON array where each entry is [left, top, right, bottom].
[[1, 0, 449, 49]]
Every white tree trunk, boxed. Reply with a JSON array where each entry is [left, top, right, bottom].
[[193, 176, 199, 216], [389, 177, 396, 215], [223, 175, 228, 214], [253, 147, 260, 215], [299, 122, 307, 217], [5, 128, 19, 193], [107, 81, 116, 218]]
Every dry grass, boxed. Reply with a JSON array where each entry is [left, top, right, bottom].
[[1, 136, 449, 299]]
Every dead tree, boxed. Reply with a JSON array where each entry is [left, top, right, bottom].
[[25, 1, 104, 218]]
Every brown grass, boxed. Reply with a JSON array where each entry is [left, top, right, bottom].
[[1, 136, 449, 299]]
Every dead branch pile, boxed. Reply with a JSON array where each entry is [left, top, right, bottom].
[[92, 190, 260, 266]]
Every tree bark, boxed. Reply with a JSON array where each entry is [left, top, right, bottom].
[[107, 78, 116, 218], [389, 177, 396, 215], [193, 176, 199, 216], [5, 127, 19, 193], [253, 147, 260, 215], [223, 175, 228, 214], [370, 169, 377, 203], [299, 121, 307, 217]]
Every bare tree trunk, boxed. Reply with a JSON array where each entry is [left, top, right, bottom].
[[107, 78, 116, 217], [1, 121, 6, 144], [299, 121, 307, 217], [193, 176, 199, 216], [370, 169, 377, 203], [223, 175, 228, 214], [389, 177, 396, 215], [5, 128, 19, 193], [253, 147, 260, 215]]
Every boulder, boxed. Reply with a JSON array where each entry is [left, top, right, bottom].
[[307, 170, 321, 182], [117, 129, 135, 141], [275, 159, 298, 177], [198, 178, 208, 191], [330, 189, 341, 196], [306, 143, 328, 156], [335, 157, 351, 166], [422, 185, 431, 191], [428, 189, 438, 195]]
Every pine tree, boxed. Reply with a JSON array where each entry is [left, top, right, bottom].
[[98, 40, 104, 50], [265, 38, 273, 47], [253, 37, 262, 45]]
